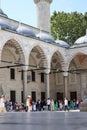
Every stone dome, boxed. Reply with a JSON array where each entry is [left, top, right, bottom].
[[16, 25, 36, 37], [55, 39, 70, 48], [75, 30, 87, 44], [0, 18, 11, 29], [36, 32, 55, 43], [0, 8, 8, 17], [11, 26, 18, 31]]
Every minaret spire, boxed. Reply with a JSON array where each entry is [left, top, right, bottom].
[[34, 0, 53, 34]]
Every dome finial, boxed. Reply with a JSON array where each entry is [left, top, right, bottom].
[[18, 20, 21, 27], [57, 32, 59, 40], [86, 29, 87, 35], [39, 26, 42, 37]]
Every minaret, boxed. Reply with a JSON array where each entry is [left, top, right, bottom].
[[34, 0, 53, 34]]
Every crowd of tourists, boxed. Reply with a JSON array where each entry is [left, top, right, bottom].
[[44, 97, 82, 111], [25, 96, 82, 112], [0, 95, 82, 112]]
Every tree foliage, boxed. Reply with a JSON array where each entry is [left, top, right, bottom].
[[51, 11, 87, 45]]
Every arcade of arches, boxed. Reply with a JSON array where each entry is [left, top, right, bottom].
[[0, 37, 87, 103]]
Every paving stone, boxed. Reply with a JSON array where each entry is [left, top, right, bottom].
[[0, 112, 87, 130]]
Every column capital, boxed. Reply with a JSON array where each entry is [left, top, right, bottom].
[[45, 68, 50, 74], [22, 65, 28, 71], [63, 71, 68, 77], [34, 0, 52, 4]]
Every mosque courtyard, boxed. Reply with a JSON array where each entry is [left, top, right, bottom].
[[0, 111, 87, 130]]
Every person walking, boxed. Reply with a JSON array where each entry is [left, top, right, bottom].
[[64, 97, 68, 111], [0, 95, 6, 112], [26, 95, 32, 112], [51, 99, 54, 111], [47, 98, 51, 111]]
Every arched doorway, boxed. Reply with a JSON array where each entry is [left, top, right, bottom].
[[69, 53, 87, 100], [28, 45, 47, 101], [0, 39, 25, 103], [50, 51, 64, 100]]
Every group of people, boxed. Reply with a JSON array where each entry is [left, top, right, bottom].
[[44, 97, 82, 111], [26, 96, 82, 112], [0, 94, 82, 112]]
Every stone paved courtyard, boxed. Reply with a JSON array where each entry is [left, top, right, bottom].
[[0, 111, 87, 130]]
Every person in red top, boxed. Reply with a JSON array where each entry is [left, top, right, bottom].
[[26, 95, 32, 112]]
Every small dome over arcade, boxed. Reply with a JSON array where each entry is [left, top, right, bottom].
[[16, 24, 36, 37], [0, 8, 8, 17], [55, 39, 70, 48], [11, 26, 18, 31], [36, 32, 55, 43], [74, 29, 87, 45], [0, 18, 11, 29]]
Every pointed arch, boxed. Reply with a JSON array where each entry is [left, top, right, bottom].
[[29, 45, 48, 68], [50, 50, 65, 70], [68, 51, 87, 69], [1, 38, 25, 64]]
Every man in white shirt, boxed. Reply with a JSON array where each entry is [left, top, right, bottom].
[[64, 97, 68, 111], [47, 98, 51, 111]]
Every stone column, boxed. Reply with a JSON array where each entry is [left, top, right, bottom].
[[22, 67, 28, 101], [80, 73, 87, 99], [45, 73, 50, 99], [63, 72, 68, 98]]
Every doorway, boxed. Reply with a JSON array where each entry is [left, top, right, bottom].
[[21, 91, 23, 103], [56, 92, 63, 100], [31, 91, 36, 102], [41, 92, 45, 101], [70, 91, 77, 100], [10, 90, 16, 103]]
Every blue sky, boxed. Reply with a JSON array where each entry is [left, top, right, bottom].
[[1, 0, 87, 27]]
